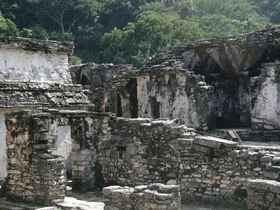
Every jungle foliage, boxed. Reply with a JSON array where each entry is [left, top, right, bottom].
[[0, 0, 277, 66]]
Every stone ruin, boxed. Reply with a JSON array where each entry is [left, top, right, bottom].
[[103, 184, 181, 210], [0, 27, 280, 210]]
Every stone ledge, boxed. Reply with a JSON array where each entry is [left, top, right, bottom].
[[247, 179, 280, 193], [54, 197, 104, 210], [0, 37, 73, 54], [194, 135, 238, 149]]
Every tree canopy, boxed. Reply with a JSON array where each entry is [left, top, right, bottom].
[[0, 0, 276, 66]]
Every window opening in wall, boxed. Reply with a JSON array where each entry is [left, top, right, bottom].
[[127, 79, 138, 118]]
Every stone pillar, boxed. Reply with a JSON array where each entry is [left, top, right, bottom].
[[5, 111, 66, 205], [5, 111, 33, 202], [31, 113, 66, 204]]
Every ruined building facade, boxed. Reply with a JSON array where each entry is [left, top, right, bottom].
[[71, 27, 280, 134], [1, 27, 280, 210]]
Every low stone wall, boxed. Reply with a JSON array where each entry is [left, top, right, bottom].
[[98, 118, 185, 186], [176, 137, 280, 203], [103, 184, 181, 210], [97, 117, 280, 204], [247, 179, 280, 210]]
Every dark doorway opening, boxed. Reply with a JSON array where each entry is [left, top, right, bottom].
[[116, 94, 122, 117], [127, 79, 138, 118], [215, 114, 244, 129], [210, 79, 251, 129], [81, 75, 90, 85], [150, 97, 160, 119]]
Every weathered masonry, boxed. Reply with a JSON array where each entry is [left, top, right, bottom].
[[71, 64, 210, 130], [0, 37, 91, 204], [0, 37, 73, 83], [71, 27, 280, 134], [103, 184, 181, 210], [1, 27, 280, 210], [4, 110, 111, 203], [70, 27, 280, 210], [148, 27, 280, 132]]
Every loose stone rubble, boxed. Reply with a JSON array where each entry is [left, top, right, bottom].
[[103, 184, 181, 210], [2, 27, 280, 210]]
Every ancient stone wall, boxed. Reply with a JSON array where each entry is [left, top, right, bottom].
[[0, 81, 89, 109], [95, 117, 280, 204], [70, 63, 137, 116], [175, 138, 280, 203], [103, 184, 181, 210], [98, 118, 185, 186], [71, 63, 211, 130], [0, 37, 73, 83], [0, 81, 90, 184], [5, 111, 65, 204], [145, 26, 280, 131], [251, 62, 280, 129], [70, 112, 112, 191], [3, 109, 113, 203], [137, 68, 210, 130], [247, 179, 280, 210]]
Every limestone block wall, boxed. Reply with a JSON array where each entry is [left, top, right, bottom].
[[251, 62, 280, 129], [98, 118, 185, 186], [93, 119, 185, 188], [103, 184, 181, 210], [70, 64, 211, 130], [247, 179, 280, 210], [172, 138, 280, 203], [96, 117, 280, 204], [2, 109, 112, 194], [0, 38, 73, 83], [5, 111, 65, 204], [137, 69, 210, 130], [70, 63, 137, 115], [0, 81, 90, 109]]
